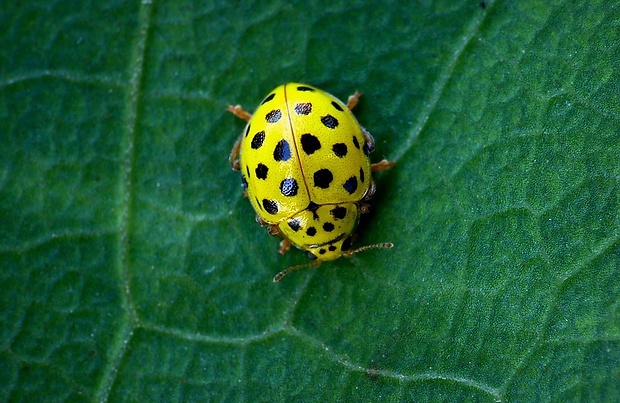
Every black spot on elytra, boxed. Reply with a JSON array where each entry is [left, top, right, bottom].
[[294, 103, 312, 115], [328, 245, 337, 252], [318, 248, 326, 255], [251, 131, 265, 149], [288, 219, 301, 232], [360, 167, 365, 183], [297, 86, 315, 92], [245, 165, 250, 178], [332, 143, 348, 157], [255, 163, 268, 180], [280, 178, 298, 197], [330, 206, 346, 220], [265, 109, 282, 123], [321, 114, 339, 129], [301, 133, 321, 155], [307, 201, 320, 211], [273, 139, 291, 161], [343, 176, 358, 194], [314, 169, 333, 189], [307, 201, 320, 220], [261, 93, 275, 104], [306, 227, 317, 236], [262, 199, 278, 215], [331, 101, 343, 112], [352, 136, 360, 149], [323, 222, 335, 232]]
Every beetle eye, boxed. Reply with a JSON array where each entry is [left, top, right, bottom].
[[341, 237, 352, 251], [306, 251, 317, 260]]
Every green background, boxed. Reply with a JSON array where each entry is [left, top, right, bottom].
[[1, 0, 619, 401]]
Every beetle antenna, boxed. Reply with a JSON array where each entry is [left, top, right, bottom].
[[343, 242, 394, 258], [273, 260, 322, 283]]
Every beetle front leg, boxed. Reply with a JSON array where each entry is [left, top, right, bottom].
[[278, 239, 292, 255]]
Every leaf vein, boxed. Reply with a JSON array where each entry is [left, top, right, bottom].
[[94, 1, 154, 401], [393, 0, 494, 161]]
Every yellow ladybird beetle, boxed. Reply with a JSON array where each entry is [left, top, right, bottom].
[[228, 83, 393, 282]]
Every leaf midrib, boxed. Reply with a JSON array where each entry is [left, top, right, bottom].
[[93, 2, 154, 401]]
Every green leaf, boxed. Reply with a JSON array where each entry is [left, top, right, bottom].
[[1, 0, 619, 401]]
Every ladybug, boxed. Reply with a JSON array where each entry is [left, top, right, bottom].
[[228, 83, 393, 282]]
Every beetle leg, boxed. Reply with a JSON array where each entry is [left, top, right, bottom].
[[362, 180, 377, 202], [359, 203, 371, 214], [229, 132, 243, 170], [361, 128, 395, 171], [227, 105, 253, 170], [346, 91, 362, 110], [267, 224, 281, 236], [227, 104, 253, 121], [371, 159, 395, 172], [278, 239, 292, 255], [361, 127, 376, 155]]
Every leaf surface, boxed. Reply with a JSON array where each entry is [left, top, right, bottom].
[[1, 0, 619, 401]]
